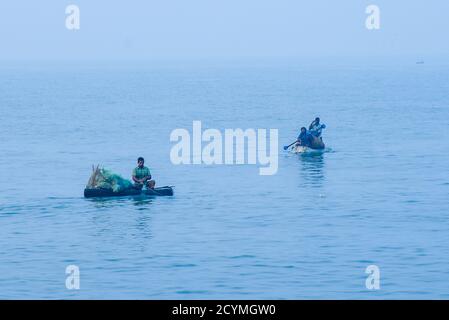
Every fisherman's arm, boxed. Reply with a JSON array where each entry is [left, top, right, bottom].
[[143, 168, 152, 181]]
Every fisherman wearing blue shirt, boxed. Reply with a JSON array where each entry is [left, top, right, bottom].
[[309, 117, 326, 138], [296, 127, 312, 147]]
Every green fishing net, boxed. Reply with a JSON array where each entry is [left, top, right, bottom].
[[87, 167, 133, 192]]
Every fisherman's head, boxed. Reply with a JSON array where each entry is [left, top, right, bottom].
[[315, 117, 320, 124], [301, 127, 307, 133], [137, 157, 145, 168]]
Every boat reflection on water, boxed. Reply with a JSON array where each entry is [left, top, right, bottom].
[[131, 196, 154, 207], [86, 195, 154, 208], [86, 195, 154, 242], [297, 153, 325, 188]]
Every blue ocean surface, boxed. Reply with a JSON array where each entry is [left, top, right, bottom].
[[0, 60, 448, 299]]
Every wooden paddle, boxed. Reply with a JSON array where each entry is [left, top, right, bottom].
[[283, 141, 298, 150]]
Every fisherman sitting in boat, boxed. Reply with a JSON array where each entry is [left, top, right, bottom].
[[296, 127, 312, 147], [309, 117, 326, 138], [132, 157, 156, 190]]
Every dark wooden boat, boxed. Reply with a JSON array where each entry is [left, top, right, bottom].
[[84, 186, 174, 198]]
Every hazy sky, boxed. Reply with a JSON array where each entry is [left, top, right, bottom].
[[0, 0, 448, 60]]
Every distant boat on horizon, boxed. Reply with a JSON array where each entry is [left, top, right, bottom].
[[416, 60, 425, 64]]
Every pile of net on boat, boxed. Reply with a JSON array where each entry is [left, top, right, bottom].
[[86, 165, 133, 192]]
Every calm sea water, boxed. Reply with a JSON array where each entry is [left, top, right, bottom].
[[1, 60, 448, 299]]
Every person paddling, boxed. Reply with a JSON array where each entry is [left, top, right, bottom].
[[132, 157, 155, 190], [309, 117, 326, 138], [296, 127, 312, 147]]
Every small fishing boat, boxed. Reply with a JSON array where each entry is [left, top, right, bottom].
[[288, 136, 325, 154], [84, 186, 174, 198], [84, 165, 174, 198]]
